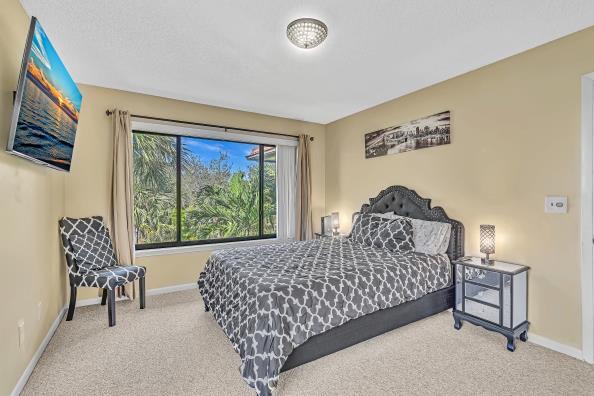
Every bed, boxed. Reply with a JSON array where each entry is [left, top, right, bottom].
[[198, 185, 464, 395]]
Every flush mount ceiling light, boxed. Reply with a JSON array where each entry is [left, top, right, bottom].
[[286, 18, 328, 49]]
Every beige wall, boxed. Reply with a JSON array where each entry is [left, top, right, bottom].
[[325, 26, 594, 348], [2, 0, 593, 391], [67, 85, 326, 300], [0, 1, 67, 394], [0, 2, 326, 390]]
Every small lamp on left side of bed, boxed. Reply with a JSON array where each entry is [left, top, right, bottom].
[[331, 212, 340, 236], [480, 224, 495, 265]]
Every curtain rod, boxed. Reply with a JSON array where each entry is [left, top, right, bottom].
[[105, 110, 314, 141]]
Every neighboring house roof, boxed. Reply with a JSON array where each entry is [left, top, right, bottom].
[[245, 146, 276, 162]]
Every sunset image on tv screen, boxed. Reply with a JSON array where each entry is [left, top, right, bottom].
[[12, 19, 82, 171]]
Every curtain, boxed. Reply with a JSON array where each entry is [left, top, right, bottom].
[[296, 134, 313, 240], [110, 109, 137, 299], [276, 145, 296, 241]]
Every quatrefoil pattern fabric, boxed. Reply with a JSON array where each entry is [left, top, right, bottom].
[[198, 237, 451, 396], [350, 213, 415, 252], [70, 230, 118, 271], [59, 217, 146, 290]]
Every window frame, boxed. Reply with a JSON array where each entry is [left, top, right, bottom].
[[132, 129, 277, 250]]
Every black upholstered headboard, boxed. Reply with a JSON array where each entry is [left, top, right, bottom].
[[356, 185, 464, 260]]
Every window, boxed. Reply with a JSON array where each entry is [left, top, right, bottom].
[[133, 131, 277, 249]]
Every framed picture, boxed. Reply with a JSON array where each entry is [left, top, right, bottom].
[[364, 111, 450, 159]]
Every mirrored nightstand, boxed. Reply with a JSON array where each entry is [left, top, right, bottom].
[[453, 257, 530, 351]]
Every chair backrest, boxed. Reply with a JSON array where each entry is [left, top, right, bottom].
[[59, 216, 111, 277]]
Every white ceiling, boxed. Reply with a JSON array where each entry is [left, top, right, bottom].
[[19, 1, 594, 124]]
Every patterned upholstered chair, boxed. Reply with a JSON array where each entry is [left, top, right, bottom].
[[59, 216, 146, 326]]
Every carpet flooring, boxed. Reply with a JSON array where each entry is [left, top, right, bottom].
[[22, 289, 594, 395]]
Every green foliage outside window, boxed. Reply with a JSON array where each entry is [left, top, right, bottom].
[[132, 132, 276, 246]]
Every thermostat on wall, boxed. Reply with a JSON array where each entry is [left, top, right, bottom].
[[544, 196, 567, 214]]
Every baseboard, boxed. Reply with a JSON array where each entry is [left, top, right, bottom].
[[76, 295, 130, 307], [146, 282, 197, 296], [10, 307, 66, 396], [75, 282, 197, 307], [528, 333, 584, 361]]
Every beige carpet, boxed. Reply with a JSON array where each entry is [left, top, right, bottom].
[[22, 290, 594, 395]]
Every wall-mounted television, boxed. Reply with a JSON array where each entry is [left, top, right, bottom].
[[7, 17, 82, 172]]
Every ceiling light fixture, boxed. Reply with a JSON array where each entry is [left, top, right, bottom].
[[286, 18, 328, 49]]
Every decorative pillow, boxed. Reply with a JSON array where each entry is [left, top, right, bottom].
[[393, 215, 451, 255], [70, 230, 118, 271], [364, 213, 451, 255], [371, 217, 415, 252], [349, 213, 415, 253], [349, 213, 376, 244]]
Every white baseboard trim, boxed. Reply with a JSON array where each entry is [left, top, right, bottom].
[[76, 295, 129, 307], [10, 307, 66, 396], [75, 282, 197, 307], [146, 282, 197, 296], [529, 333, 584, 361]]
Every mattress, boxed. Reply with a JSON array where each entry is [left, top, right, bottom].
[[197, 237, 452, 395]]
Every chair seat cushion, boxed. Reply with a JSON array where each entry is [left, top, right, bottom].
[[70, 230, 118, 271], [71, 265, 146, 290]]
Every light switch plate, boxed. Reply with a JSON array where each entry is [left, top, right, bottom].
[[545, 196, 567, 214]]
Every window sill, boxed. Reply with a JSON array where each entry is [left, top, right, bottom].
[[134, 238, 282, 258]]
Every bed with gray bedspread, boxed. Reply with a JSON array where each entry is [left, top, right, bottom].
[[198, 236, 452, 395]]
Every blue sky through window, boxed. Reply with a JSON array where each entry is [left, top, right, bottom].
[[182, 137, 257, 172]]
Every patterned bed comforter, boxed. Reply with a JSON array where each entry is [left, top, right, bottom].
[[197, 237, 452, 395]]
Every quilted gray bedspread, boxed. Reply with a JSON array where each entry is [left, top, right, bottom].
[[197, 237, 452, 395]]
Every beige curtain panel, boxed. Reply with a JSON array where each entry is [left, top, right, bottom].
[[296, 134, 313, 241], [110, 109, 137, 300]]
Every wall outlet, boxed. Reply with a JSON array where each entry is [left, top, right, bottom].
[[17, 319, 25, 349], [545, 196, 568, 214]]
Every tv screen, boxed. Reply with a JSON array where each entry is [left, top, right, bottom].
[[7, 17, 82, 172]]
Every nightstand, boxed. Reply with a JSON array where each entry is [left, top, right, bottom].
[[452, 257, 530, 351]]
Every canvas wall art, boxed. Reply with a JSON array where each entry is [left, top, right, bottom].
[[8, 18, 82, 171], [364, 111, 450, 159]]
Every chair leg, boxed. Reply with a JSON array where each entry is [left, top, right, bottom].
[[107, 289, 116, 327], [101, 289, 108, 306], [66, 285, 77, 321], [139, 277, 146, 309]]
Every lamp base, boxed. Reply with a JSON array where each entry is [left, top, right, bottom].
[[481, 254, 494, 265]]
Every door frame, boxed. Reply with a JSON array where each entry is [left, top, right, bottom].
[[580, 72, 594, 364]]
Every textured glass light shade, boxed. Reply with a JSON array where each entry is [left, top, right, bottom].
[[480, 224, 496, 254], [287, 18, 328, 49]]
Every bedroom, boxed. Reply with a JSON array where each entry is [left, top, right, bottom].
[[2, 0, 594, 395]]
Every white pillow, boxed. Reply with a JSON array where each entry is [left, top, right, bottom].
[[371, 213, 451, 255]]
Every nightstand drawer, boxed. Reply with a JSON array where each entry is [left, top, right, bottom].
[[465, 282, 499, 306], [463, 268, 500, 289], [464, 298, 499, 324]]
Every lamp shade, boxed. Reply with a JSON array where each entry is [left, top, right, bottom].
[[480, 224, 495, 255], [287, 18, 328, 49], [331, 212, 340, 230]]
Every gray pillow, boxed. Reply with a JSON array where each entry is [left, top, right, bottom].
[[349, 213, 415, 253], [374, 213, 451, 255]]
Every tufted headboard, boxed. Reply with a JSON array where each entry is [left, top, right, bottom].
[[355, 185, 464, 261]]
